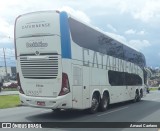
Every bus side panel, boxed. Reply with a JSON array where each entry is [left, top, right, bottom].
[[82, 66, 90, 109]]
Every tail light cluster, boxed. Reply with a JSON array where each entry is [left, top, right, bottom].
[[17, 73, 24, 94], [58, 73, 70, 96], [17, 72, 70, 96]]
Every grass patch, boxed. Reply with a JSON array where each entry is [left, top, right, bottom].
[[2, 88, 18, 91], [149, 87, 159, 91], [0, 95, 20, 109]]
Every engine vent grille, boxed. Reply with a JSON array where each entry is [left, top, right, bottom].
[[20, 53, 59, 79]]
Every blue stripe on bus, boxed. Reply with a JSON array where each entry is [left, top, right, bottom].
[[60, 12, 72, 59]]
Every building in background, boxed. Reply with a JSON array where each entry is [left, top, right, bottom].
[[0, 66, 16, 80]]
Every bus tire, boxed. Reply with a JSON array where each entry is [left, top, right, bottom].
[[99, 93, 109, 112], [137, 93, 141, 102], [133, 90, 139, 102], [89, 93, 99, 114], [140, 89, 143, 98], [137, 96, 141, 102]]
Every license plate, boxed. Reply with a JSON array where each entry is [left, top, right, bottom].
[[37, 101, 45, 106]]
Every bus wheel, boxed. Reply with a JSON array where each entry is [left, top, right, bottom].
[[137, 93, 141, 102], [89, 94, 99, 114], [140, 90, 143, 98], [133, 90, 139, 102], [99, 93, 109, 112]]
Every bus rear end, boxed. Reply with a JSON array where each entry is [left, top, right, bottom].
[[15, 11, 71, 109]]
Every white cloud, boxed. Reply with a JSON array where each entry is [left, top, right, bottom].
[[0, 0, 156, 67], [0, 38, 13, 45], [115, 0, 160, 23], [107, 24, 117, 32], [105, 32, 151, 51], [0, 0, 92, 65], [58, 6, 91, 23], [0, 0, 90, 23], [133, 0, 160, 22], [0, 17, 14, 48], [137, 30, 145, 35], [125, 29, 146, 35], [118, 1, 128, 14], [0, 17, 14, 39], [128, 40, 151, 50], [125, 29, 136, 35], [0, 1, 91, 48], [1, 0, 160, 23], [0, 48, 15, 56], [93, 0, 160, 23], [0, 1, 91, 66], [0, 48, 15, 66]]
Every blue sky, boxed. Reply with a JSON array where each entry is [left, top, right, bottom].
[[0, 0, 160, 67]]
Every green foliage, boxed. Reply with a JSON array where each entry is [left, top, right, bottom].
[[0, 95, 20, 109]]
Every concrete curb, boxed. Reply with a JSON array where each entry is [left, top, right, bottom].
[[0, 91, 19, 96]]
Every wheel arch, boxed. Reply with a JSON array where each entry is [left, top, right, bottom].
[[91, 90, 101, 103]]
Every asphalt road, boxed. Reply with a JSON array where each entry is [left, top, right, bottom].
[[0, 91, 160, 131]]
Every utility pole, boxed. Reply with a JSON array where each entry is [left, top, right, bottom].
[[3, 48, 7, 79]]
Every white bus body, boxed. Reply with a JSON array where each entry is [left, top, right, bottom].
[[15, 11, 147, 113]]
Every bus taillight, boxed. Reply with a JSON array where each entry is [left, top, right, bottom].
[[17, 73, 24, 94], [58, 73, 70, 96]]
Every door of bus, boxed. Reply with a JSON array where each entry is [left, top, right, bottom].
[[82, 66, 90, 108], [72, 65, 83, 109], [72, 65, 90, 109]]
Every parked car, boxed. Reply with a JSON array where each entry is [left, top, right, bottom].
[[3, 81, 18, 89]]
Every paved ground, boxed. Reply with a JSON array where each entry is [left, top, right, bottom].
[[0, 91, 160, 131], [0, 91, 19, 96]]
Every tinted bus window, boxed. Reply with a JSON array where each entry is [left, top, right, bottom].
[[69, 18, 124, 60], [108, 70, 142, 86], [69, 17, 146, 68]]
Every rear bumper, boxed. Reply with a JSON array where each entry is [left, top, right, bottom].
[[19, 93, 72, 109]]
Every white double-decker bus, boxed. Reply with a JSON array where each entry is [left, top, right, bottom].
[[14, 10, 147, 113]]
